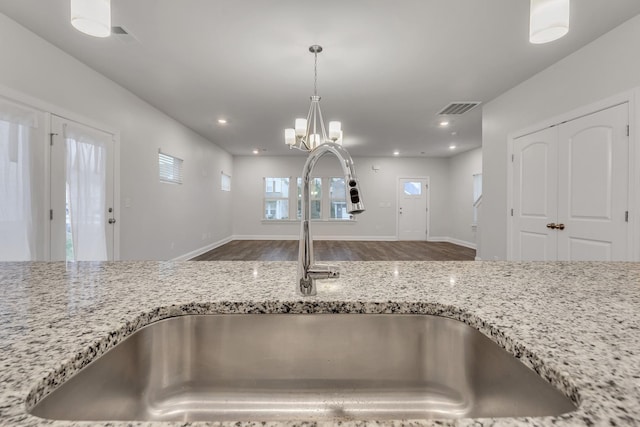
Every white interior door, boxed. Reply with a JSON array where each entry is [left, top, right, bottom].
[[557, 104, 629, 261], [50, 115, 115, 261], [511, 103, 629, 261], [512, 127, 558, 261], [398, 178, 427, 240]]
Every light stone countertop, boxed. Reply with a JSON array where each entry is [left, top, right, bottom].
[[0, 260, 639, 426]]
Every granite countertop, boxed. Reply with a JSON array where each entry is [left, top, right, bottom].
[[0, 260, 639, 426]]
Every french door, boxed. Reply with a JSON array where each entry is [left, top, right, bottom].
[[512, 103, 629, 261], [50, 115, 116, 261]]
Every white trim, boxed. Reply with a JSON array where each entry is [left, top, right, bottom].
[[0, 84, 119, 136], [506, 88, 638, 261], [43, 113, 51, 261], [633, 88, 640, 261], [396, 176, 430, 240], [232, 235, 398, 242], [172, 236, 233, 261], [428, 236, 477, 250]]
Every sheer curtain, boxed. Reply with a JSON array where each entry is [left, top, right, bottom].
[[64, 123, 108, 261], [0, 100, 38, 261]]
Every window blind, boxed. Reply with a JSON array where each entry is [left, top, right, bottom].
[[158, 151, 183, 184]]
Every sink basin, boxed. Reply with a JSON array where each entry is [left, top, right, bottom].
[[30, 314, 576, 422]]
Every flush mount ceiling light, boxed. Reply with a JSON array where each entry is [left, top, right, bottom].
[[217, 118, 228, 124], [70, 0, 111, 37], [529, 0, 570, 44], [285, 45, 343, 151], [439, 120, 450, 127]]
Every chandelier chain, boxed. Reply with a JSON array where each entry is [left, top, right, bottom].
[[314, 51, 318, 96]]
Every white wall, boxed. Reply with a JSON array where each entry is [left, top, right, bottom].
[[448, 148, 482, 248], [0, 14, 233, 260], [232, 155, 453, 240], [481, 14, 640, 261]]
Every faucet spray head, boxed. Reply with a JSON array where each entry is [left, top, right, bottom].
[[346, 177, 365, 214]]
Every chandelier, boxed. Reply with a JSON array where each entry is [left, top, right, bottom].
[[285, 45, 343, 151]]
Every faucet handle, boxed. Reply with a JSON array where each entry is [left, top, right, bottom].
[[308, 264, 340, 279]]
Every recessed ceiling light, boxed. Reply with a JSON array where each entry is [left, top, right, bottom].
[[217, 118, 228, 124], [449, 145, 457, 150], [393, 151, 400, 156], [439, 121, 450, 127], [252, 149, 260, 154]]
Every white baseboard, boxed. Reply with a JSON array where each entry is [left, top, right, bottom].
[[172, 236, 234, 261], [475, 256, 482, 261], [232, 235, 398, 241], [428, 236, 477, 250]]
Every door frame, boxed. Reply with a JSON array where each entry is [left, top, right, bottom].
[[506, 89, 637, 261], [0, 84, 121, 260], [396, 176, 430, 241]]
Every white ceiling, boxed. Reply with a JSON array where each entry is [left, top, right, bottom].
[[1, 1, 640, 158]]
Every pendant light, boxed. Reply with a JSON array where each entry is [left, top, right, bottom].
[[285, 45, 343, 151], [71, 0, 111, 38], [529, 0, 570, 44]]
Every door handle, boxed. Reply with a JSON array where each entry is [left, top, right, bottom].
[[546, 223, 565, 230], [108, 218, 116, 224]]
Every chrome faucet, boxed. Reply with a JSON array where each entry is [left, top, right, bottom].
[[297, 142, 365, 296]]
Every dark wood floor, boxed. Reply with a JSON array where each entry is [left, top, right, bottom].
[[191, 240, 476, 261]]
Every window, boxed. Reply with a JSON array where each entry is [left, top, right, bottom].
[[403, 181, 422, 195], [221, 172, 231, 192], [158, 151, 183, 184], [264, 177, 290, 220], [262, 176, 353, 221], [329, 177, 350, 220], [297, 177, 322, 219]]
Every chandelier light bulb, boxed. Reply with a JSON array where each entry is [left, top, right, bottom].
[[70, 0, 111, 38], [285, 128, 296, 146], [529, 0, 570, 44], [295, 118, 307, 137], [329, 121, 342, 140]]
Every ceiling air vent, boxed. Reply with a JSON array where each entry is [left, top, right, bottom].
[[438, 102, 481, 115], [111, 26, 138, 43], [111, 26, 128, 35]]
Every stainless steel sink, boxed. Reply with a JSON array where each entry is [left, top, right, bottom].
[[30, 314, 576, 422]]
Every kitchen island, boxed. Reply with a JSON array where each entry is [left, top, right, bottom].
[[0, 261, 638, 426]]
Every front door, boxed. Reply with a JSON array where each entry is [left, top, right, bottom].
[[398, 178, 428, 240], [50, 115, 116, 261]]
